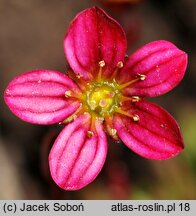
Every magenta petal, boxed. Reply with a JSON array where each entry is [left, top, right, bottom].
[[4, 70, 81, 124], [49, 114, 108, 190], [117, 40, 188, 97], [64, 6, 127, 81], [113, 100, 184, 160]]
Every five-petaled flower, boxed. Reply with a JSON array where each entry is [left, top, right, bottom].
[[4, 6, 188, 190]]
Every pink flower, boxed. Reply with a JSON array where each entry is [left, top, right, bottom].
[[4, 7, 187, 190]]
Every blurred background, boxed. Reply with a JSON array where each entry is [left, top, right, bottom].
[[0, 0, 195, 199]]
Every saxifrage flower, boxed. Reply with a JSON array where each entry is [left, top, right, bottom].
[[4, 6, 188, 190]]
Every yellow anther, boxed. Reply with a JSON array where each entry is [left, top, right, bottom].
[[105, 122, 119, 140], [76, 74, 82, 79], [63, 114, 77, 124], [99, 60, 105, 68], [97, 116, 104, 122], [65, 90, 72, 97], [132, 114, 140, 122], [132, 96, 140, 102], [138, 74, 146, 81], [110, 128, 117, 136], [87, 131, 94, 138], [117, 61, 123, 68], [65, 90, 82, 100]]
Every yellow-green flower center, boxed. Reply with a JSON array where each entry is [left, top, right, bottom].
[[63, 60, 146, 126], [86, 80, 120, 117]]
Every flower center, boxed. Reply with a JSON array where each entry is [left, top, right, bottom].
[[86, 80, 120, 117], [63, 60, 146, 125]]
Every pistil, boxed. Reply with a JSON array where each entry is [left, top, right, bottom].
[[85, 80, 120, 117]]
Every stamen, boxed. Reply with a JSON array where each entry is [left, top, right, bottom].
[[117, 61, 124, 68], [110, 128, 117, 136], [87, 130, 94, 138], [99, 60, 106, 67], [76, 74, 82, 79], [118, 74, 146, 90], [120, 95, 140, 103], [111, 61, 123, 79], [66, 69, 77, 81], [65, 90, 72, 97], [110, 128, 118, 139], [131, 96, 140, 102], [105, 116, 119, 140], [97, 60, 105, 81], [115, 108, 133, 118], [61, 104, 83, 124], [97, 116, 104, 123], [115, 108, 140, 122], [132, 114, 140, 121], [67, 69, 89, 91], [118, 79, 138, 90], [110, 129, 119, 141], [76, 73, 90, 90], [64, 91, 82, 100], [106, 125, 119, 140], [138, 74, 146, 81], [79, 79, 90, 91], [62, 114, 77, 124]]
